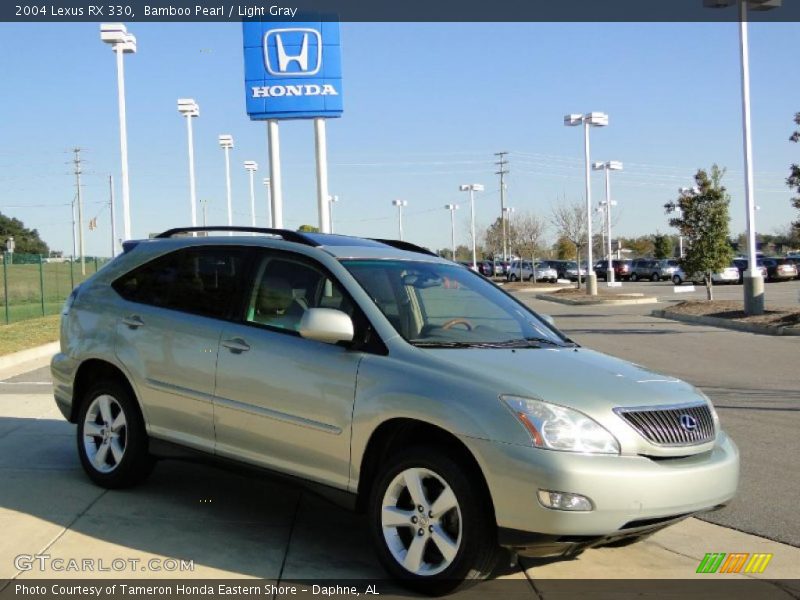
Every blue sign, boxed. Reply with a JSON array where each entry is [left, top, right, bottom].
[[242, 20, 343, 120]]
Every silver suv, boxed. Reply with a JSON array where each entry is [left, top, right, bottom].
[[52, 228, 738, 594]]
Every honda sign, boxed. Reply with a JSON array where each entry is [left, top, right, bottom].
[[243, 20, 343, 120]]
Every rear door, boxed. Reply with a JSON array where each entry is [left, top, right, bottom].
[[213, 250, 364, 489], [113, 246, 249, 452]]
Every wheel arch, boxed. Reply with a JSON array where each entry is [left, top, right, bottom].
[[355, 418, 497, 522], [71, 359, 141, 424]]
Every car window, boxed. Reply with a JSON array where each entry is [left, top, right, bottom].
[[245, 255, 354, 333], [343, 260, 567, 347], [112, 246, 247, 319]]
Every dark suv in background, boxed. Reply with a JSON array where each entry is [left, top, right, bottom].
[[593, 259, 632, 281]]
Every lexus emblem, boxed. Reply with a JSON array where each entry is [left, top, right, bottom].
[[679, 414, 698, 431]]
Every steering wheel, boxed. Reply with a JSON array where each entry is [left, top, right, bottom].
[[441, 318, 474, 331]]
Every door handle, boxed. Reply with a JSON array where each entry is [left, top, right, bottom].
[[122, 315, 144, 329], [222, 338, 250, 353]]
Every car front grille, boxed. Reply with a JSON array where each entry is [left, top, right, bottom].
[[615, 403, 715, 446]]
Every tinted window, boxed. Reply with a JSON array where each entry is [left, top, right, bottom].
[[113, 246, 247, 319]]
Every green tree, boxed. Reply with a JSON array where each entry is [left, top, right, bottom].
[[552, 236, 575, 260], [297, 224, 319, 233], [653, 233, 673, 259], [0, 211, 49, 255], [666, 166, 734, 300], [788, 112, 800, 230]]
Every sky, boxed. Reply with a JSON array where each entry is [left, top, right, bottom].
[[0, 21, 798, 257]]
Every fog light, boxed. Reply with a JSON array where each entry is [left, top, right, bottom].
[[537, 490, 594, 511]]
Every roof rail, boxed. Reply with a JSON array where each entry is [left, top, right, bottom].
[[370, 238, 438, 257], [154, 226, 319, 247]]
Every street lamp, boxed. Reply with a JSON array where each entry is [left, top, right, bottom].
[[459, 183, 485, 270], [564, 112, 609, 295], [329, 195, 339, 233], [704, 0, 780, 314], [444, 204, 459, 260], [100, 23, 136, 241], [392, 199, 408, 240], [263, 178, 272, 228], [177, 98, 200, 232], [593, 160, 622, 283], [244, 161, 258, 231], [218, 134, 234, 234], [5, 237, 15, 265]]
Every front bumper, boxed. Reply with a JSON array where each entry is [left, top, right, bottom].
[[51, 352, 78, 422], [464, 432, 739, 542]]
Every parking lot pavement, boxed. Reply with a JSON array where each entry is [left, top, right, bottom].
[[518, 294, 800, 549], [590, 278, 800, 306], [2, 363, 800, 587]]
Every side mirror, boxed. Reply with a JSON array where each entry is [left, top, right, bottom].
[[299, 308, 354, 344], [540, 314, 556, 327]]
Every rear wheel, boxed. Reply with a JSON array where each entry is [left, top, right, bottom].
[[508, 274, 517, 282], [651, 273, 660, 282], [368, 446, 500, 595], [672, 275, 683, 285], [630, 273, 639, 282], [77, 379, 154, 489]]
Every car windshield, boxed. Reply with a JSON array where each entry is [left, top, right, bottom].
[[342, 259, 571, 348]]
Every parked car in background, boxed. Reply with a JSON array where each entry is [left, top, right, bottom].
[[593, 259, 632, 282], [761, 257, 798, 282], [563, 261, 586, 282], [784, 256, 800, 280], [671, 264, 740, 285], [732, 258, 768, 283], [630, 259, 679, 282], [506, 261, 558, 283]]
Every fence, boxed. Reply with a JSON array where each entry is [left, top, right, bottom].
[[1, 253, 110, 324]]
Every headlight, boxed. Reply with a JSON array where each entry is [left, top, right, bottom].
[[501, 396, 620, 454]]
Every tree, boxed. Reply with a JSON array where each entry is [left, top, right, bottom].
[[553, 236, 576, 260], [666, 166, 734, 300], [653, 233, 673, 259], [511, 212, 547, 281], [297, 224, 319, 233], [787, 112, 800, 230], [550, 200, 587, 288], [622, 235, 655, 258], [0, 211, 49, 255], [482, 217, 506, 259]]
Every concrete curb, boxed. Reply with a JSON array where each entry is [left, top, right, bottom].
[[652, 309, 800, 336], [510, 286, 569, 293], [536, 293, 659, 306], [0, 341, 59, 379]]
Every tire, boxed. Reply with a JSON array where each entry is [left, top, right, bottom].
[[630, 273, 638, 282], [651, 273, 660, 282], [509, 274, 517, 282], [672, 275, 682, 286], [368, 446, 500, 595], [76, 379, 154, 489]]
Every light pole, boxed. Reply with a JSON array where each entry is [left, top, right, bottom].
[[218, 134, 234, 233], [200, 199, 209, 227], [263, 178, 272, 228], [704, 0, 779, 314], [329, 195, 339, 233], [444, 204, 459, 260], [100, 23, 135, 242], [593, 160, 622, 283], [459, 183, 485, 270], [392, 199, 408, 240], [177, 99, 199, 232], [244, 161, 258, 231], [503, 205, 515, 255], [564, 112, 609, 295]]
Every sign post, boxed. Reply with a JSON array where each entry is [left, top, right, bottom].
[[243, 19, 343, 232]]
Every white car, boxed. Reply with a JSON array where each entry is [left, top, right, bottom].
[[672, 265, 740, 285]]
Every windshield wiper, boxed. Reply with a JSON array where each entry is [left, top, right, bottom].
[[523, 336, 577, 347], [410, 341, 488, 348]]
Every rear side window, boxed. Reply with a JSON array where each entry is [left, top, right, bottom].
[[112, 246, 248, 319]]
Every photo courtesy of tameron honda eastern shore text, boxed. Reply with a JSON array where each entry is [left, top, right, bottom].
[[51, 228, 739, 595]]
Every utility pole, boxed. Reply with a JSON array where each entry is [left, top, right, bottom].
[[200, 199, 209, 227], [494, 152, 509, 262], [72, 148, 85, 275], [108, 176, 117, 258]]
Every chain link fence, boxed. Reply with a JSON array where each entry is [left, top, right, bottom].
[[1, 253, 110, 324]]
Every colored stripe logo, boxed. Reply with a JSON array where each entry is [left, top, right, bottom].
[[696, 553, 773, 574]]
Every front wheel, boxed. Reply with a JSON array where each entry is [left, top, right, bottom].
[[672, 275, 683, 285], [77, 380, 154, 489], [368, 447, 500, 595], [630, 273, 639, 282], [508, 274, 517, 282], [651, 273, 660, 282]]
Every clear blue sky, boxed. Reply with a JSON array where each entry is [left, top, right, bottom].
[[0, 21, 798, 256]]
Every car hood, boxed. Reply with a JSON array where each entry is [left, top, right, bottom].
[[423, 346, 703, 415]]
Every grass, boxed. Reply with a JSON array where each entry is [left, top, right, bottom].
[[0, 314, 60, 356]]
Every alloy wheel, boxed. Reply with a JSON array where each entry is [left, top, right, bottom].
[[82, 394, 127, 473], [381, 467, 462, 576]]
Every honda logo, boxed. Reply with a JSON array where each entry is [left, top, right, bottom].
[[264, 28, 322, 76]]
